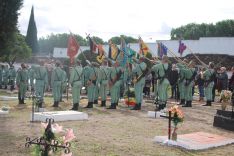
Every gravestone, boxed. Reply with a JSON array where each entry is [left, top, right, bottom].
[[32, 111, 88, 122]]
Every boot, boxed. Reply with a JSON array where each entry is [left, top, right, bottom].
[[188, 101, 192, 107], [178, 99, 185, 105], [52, 101, 59, 107], [84, 102, 93, 108], [19, 99, 23, 104], [38, 102, 42, 108], [93, 99, 98, 104], [182, 101, 189, 107], [70, 103, 79, 110], [107, 103, 116, 109], [100, 101, 106, 107], [202, 100, 211, 106], [116, 101, 119, 106], [22, 98, 26, 104]]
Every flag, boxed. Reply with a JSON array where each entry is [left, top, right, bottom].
[[120, 37, 128, 67], [108, 40, 120, 60], [178, 40, 186, 56], [139, 37, 150, 56], [126, 47, 137, 64], [67, 35, 80, 64], [157, 42, 168, 59], [89, 37, 98, 53], [96, 44, 105, 63]]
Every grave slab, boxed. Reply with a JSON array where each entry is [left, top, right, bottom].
[[0, 110, 9, 115], [147, 111, 166, 118], [154, 131, 234, 150], [32, 111, 88, 122], [0, 96, 18, 101]]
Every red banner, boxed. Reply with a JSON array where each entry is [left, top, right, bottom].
[[67, 35, 80, 64]]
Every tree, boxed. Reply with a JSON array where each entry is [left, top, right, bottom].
[[26, 6, 39, 54], [0, 0, 23, 55], [91, 36, 104, 44], [108, 35, 138, 44], [38, 33, 87, 54], [170, 20, 234, 40], [0, 33, 32, 65]]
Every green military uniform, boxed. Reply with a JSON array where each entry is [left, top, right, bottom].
[[154, 62, 170, 110], [60, 69, 67, 102], [2, 65, 9, 89], [34, 65, 48, 107], [177, 63, 187, 105], [93, 66, 100, 104], [8, 66, 16, 91], [203, 67, 214, 106], [107, 64, 122, 109], [84, 63, 98, 108], [183, 66, 196, 107], [28, 65, 36, 91], [69, 62, 83, 110], [16, 65, 28, 104], [99, 63, 110, 107], [131, 60, 147, 110], [151, 62, 160, 103], [51, 63, 63, 107]]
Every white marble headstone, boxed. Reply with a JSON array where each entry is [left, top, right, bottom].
[[32, 111, 88, 122]]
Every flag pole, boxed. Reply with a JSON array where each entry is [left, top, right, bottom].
[[186, 46, 208, 68]]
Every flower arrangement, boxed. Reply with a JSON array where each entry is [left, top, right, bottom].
[[220, 90, 232, 110], [220, 90, 232, 102], [168, 105, 184, 141], [124, 88, 136, 106], [169, 105, 184, 127], [32, 121, 76, 156]]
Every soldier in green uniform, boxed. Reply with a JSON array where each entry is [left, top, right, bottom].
[[8, 65, 16, 91], [107, 60, 122, 109], [60, 65, 67, 102], [131, 57, 147, 110], [84, 62, 98, 108], [152, 56, 170, 110], [202, 62, 215, 106], [93, 64, 100, 105], [34, 61, 48, 107], [16, 63, 29, 104], [2, 65, 9, 89], [183, 60, 196, 107], [177, 59, 188, 105], [28, 65, 36, 92], [99, 59, 110, 107], [69, 59, 84, 110], [51, 61, 63, 107], [151, 60, 160, 104]]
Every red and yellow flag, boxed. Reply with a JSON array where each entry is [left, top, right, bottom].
[[67, 35, 80, 64], [139, 37, 150, 56]]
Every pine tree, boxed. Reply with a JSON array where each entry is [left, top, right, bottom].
[[26, 6, 39, 54]]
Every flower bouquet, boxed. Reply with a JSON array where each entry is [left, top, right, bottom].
[[124, 88, 136, 106], [31, 121, 76, 156], [220, 90, 232, 110], [168, 105, 184, 141]]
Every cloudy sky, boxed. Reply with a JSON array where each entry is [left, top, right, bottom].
[[18, 0, 234, 42]]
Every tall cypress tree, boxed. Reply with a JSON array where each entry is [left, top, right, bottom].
[[26, 6, 39, 54]]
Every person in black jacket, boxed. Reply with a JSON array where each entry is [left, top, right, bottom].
[[168, 64, 179, 100], [229, 66, 234, 92]]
